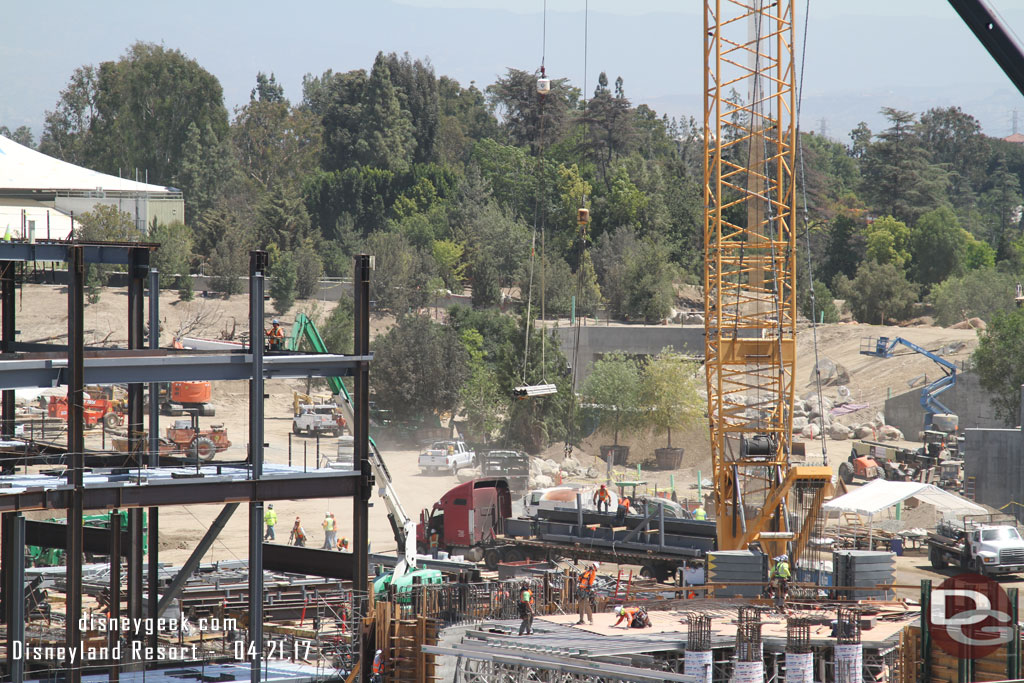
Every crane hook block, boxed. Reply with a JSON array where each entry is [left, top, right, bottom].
[[537, 78, 551, 95], [577, 208, 590, 225]]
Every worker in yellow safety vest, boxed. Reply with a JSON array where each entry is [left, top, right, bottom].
[[693, 505, 707, 521], [593, 484, 611, 513], [322, 512, 337, 549], [517, 582, 534, 635], [263, 504, 277, 541]]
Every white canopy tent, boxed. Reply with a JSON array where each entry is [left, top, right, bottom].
[[823, 479, 987, 546]]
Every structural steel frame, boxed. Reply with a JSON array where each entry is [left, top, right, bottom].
[[0, 242, 374, 683]]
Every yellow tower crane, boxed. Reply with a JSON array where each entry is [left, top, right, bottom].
[[703, 0, 832, 563]]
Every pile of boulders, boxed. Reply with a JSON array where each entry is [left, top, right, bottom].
[[793, 392, 904, 442]]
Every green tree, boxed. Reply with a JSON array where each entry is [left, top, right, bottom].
[[581, 353, 642, 445], [820, 211, 865, 284], [366, 231, 435, 313], [574, 251, 602, 317], [918, 106, 987, 208], [293, 241, 324, 299], [372, 315, 470, 423], [354, 54, 416, 173], [270, 251, 298, 314], [256, 189, 311, 251], [929, 268, 1016, 327], [843, 260, 920, 324], [431, 239, 467, 293], [176, 121, 235, 221], [798, 279, 839, 324], [580, 73, 636, 188], [232, 76, 323, 194], [0, 125, 35, 148], [320, 296, 354, 354], [458, 328, 506, 442], [470, 256, 501, 309], [149, 221, 194, 292], [44, 43, 229, 184], [909, 207, 967, 287], [487, 68, 576, 154], [209, 221, 253, 296], [973, 308, 1024, 424], [864, 215, 911, 267], [76, 205, 142, 302], [860, 108, 947, 223], [639, 349, 703, 449]]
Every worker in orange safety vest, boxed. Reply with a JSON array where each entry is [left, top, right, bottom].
[[576, 563, 599, 625], [370, 649, 384, 682], [266, 319, 285, 351], [593, 484, 611, 513]]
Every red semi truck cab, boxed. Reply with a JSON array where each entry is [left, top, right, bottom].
[[417, 479, 512, 562]]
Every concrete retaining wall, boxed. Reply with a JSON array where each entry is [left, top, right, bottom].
[[553, 325, 704, 383], [883, 372, 1005, 438], [965, 387, 1024, 517]]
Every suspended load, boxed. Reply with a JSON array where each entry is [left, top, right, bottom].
[[513, 383, 557, 399]]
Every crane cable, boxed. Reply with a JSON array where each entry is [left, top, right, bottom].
[[794, 0, 829, 465]]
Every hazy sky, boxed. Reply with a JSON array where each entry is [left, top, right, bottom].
[[2, 0, 1023, 142]]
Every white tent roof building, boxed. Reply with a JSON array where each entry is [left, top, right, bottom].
[[824, 479, 987, 518], [0, 135, 184, 239]]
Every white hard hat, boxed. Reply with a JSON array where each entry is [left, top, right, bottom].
[[615, 606, 624, 615], [593, 562, 600, 569]]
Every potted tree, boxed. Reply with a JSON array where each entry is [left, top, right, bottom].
[[581, 353, 642, 466], [640, 348, 703, 470]]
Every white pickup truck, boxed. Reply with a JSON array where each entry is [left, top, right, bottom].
[[418, 440, 475, 475], [293, 404, 342, 437], [929, 515, 1024, 576]]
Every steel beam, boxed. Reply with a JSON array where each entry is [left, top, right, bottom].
[[147, 267, 160, 652], [248, 250, 267, 683], [0, 241, 158, 265], [353, 254, 371, 683], [109, 510, 121, 683], [9, 513, 23, 683], [0, 352, 368, 389], [156, 503, 239, 617], [24, 519, 133, 555], [1, 261, 15, 442], [262, 543, 357, 581], [0, 471, 359, 513], [65, 245, 84, 683]]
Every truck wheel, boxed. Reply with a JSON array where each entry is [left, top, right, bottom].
[[103, 412, 120, 430], [930, 548, 947, 569], [838, 462, 854, 485], [974, 558, 986, 576], [191, 437, 217, 462], [484, 548, 501, 570], [292, 424, 301, 436], [504, 548, 526, 564], [640, 565, 658, 581]]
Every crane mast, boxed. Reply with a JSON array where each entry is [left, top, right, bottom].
[[703, 0, 831, 561]]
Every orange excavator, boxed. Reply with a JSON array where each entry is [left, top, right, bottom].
[[153, 381, 216, 417]]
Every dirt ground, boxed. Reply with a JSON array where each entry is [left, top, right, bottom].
[[9, 284, 988, 581]]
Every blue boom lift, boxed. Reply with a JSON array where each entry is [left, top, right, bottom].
[[860, 336, 958, 432]]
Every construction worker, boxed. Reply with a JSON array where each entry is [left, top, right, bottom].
[[289, 516, 306, 547], [266, 319, 285, 352], [322, 512, 337, 549], [771, 554, 791, 605], [517, 582, 534, 635], [693, 505, 707, 521], [593, 484, 611, 513], [576, 563, 598, 625], [263, 504, 277, 541], [429, 527, 440, 558], [615, 496, 631, 524], [613, 605, 651, 628], [337, 536, 349, 552], [370, 649, 384, 683]]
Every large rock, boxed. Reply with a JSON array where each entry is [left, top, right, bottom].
[[531, 474, 555, 489], [873, 412, 886, 428], [829, 423, 852, 440], [951, 317, 986, 331], [879, 425, 904, 441], [855, 424, 876, 439], [792, 416, 809, 431], [801, 423, 821, 439], [809, 357, 850, 386]]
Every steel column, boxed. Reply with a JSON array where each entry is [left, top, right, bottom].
[[9, 513, 23, 683], [65, 245, 84, 683], [126, 249, 146, 655], [147, 267, 160, 653], [353, 254, 371, 683], [1, 513, 9, 628], [249, 250, 267, 683], [109, 510, 121, 683], [1, 261, 15, 442]]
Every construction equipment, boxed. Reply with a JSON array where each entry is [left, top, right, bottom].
[[165, 414, 231, 461], [928, 514, 1024, 576], [152, 381, 216, 417], [860, 336, 958, 433], [703, 1, 832, 564], [47, 395, 123, 430]]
